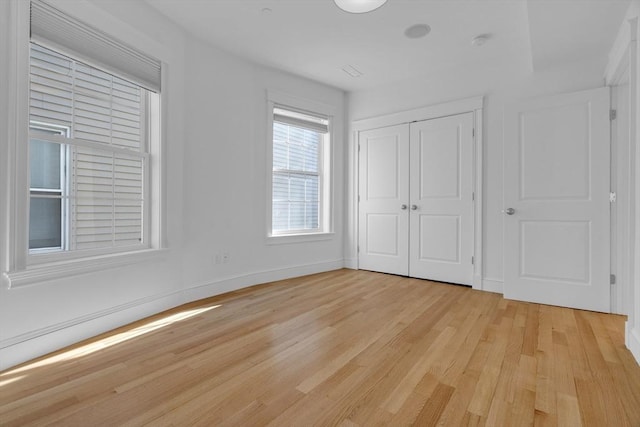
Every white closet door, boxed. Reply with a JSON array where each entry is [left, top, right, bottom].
[[503, 87, 610, 312], [358, 124, 410, 276], [409, 113, 474, 285]]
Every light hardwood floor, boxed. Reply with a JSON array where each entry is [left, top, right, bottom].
[[2, 269, 640, 426]]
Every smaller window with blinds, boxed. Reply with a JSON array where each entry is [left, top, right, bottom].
[[271, 106, 330, 235]]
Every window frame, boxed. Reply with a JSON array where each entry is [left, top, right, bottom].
[[272, 115, 325, 234], [266, 90, 335, 243], [25, 43, 153, 266], [2, 0, 167, 288]]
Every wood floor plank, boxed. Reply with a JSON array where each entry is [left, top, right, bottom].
[[412, 382, 455, 425], [467, 309, 514, 418], [1, 269, 639, 426], [557, 393, 582, 427]]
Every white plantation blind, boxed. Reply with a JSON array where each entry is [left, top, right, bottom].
[[30, 0, 161, 92], [72, 147, 144, 250], [30, 43, 144, 150], [29, 43, 147, 252]]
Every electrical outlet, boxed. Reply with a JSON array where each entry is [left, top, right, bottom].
[[222, 252, 230, 263]]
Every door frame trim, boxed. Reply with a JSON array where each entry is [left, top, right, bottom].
[[351, 96, 485, 290], [605, 15, 638, 349], [609, 57, 632, 316], [352, 97, 483, 132]]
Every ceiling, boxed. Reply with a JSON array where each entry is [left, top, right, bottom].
[[143, 0, 631, 92]]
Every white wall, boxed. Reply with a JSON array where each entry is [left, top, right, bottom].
[[179, 37, 345, 302], [347, 52, 607, 292], [0, 0, 345, 370]]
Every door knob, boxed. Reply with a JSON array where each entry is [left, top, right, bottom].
[[401, 204, 408, 210], [411, 205, 418, 210], [504, 208, 515, 215]]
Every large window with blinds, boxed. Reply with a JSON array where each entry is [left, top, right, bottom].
[[26, 0, 161, 260], [270, 106, 331, 235]]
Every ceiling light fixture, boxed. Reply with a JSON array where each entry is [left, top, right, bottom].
[[334, 0, 387, 14], [471, 34, 491, 47], [404, 24, 431, 39]]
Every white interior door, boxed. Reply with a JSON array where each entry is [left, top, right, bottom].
[[358, 124, 409, 276], [503, 87, 610, 312], [409, 113, 474, 285]]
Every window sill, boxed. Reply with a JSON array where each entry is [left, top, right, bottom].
[[3, 248, 168, 289], [266, 232, 335, 245]]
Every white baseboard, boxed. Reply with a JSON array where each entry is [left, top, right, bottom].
[[628, 323, 640, 366], [0, 291, 179, 371], [343, 258, 357, 270], [183, 259, 345, 303], [626, 321, 629, 347], [482, 278, 503, 294]]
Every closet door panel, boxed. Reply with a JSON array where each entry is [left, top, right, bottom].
[[358, 124, 410, 276], [409, 113, 474, 285]]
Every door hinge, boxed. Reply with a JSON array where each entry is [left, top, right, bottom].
[[472, 192, 475, 201], [358, 144, 361, 152], [357, 245, 360, 253], [610, 109, 617, 121], [610, 192, 617, 203], [610, 274, 616, 285], [472, 128, 475, 137], [471, 256, 475, 265]]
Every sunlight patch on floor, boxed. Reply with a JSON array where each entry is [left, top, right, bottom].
[[1, 304, 222, 377], [0, 375, 26, 387]]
